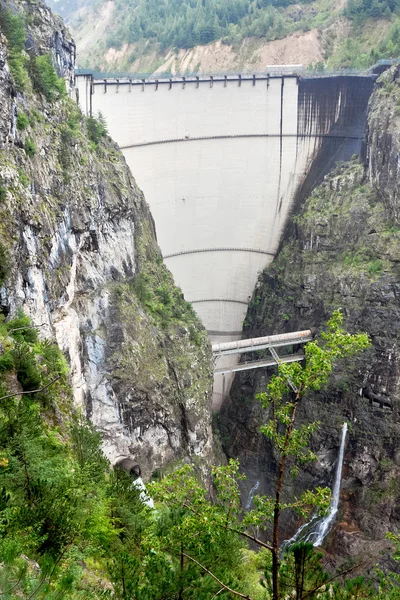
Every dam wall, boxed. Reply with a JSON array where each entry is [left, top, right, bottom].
[[76, 73, 374, 408]]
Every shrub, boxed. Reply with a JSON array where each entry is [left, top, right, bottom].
[[6, 312, 38, 344], [16, 111, 29, 130], [0, 185, 6, 202], [8, 54, 29, 91], [86, 113, 108, 145], [0, 8, 29, 92], [29, 54, 66, 101], [0, 243, 10, 287], [18, 169, 29, 186], [0, 8, 25, 52], [24, 137, 36, 157], [368, 259, 383, 277]]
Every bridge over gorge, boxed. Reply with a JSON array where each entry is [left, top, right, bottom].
[[75, 71, 376, 409], [213, 329, 312, 399]]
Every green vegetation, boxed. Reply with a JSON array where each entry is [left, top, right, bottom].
[[71, 0, 400, 71], [0, 7, 29, 91], [254, 310, 370, 599], [18, 168, 29, 186], [103, 0, 316, 52], [86, 112, 108, 146], [24, 137, 36, 157], [29, 54, 66, 101], [133, 269, 198, 330], [16, 111, 29, 131], [0, 312, 251, 598], [0, 8, 66, 99], [0, 311, 398, 598], [347, 0, 400, 22]]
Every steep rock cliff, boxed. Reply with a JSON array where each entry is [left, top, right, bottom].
[[0, 0, 213, 478], [219, 68, 400, 563]]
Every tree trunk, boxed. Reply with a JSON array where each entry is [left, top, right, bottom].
[[272, 398, 299, 600]]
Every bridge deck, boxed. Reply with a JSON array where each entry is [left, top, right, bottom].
[[212, 330, 313, 356], [214, 352, 305, 375]]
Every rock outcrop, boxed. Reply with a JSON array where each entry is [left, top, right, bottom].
[[219, 68, 400, 564], [0, 0, 213, 478]]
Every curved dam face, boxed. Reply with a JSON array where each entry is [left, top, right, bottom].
[[76, 73, 374, 409]]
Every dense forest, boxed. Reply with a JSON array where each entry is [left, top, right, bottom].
[[347, 0, 400, 21], [104, 0, 313, 51], [104, 0, 400, 52], [46, 0, 400, 73]]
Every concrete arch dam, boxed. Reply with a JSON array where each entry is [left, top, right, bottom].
[[76, 73, 375, 408]]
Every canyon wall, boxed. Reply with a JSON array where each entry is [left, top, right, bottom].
[[0, 0, 213, 479], [219, 67, 400, 564]]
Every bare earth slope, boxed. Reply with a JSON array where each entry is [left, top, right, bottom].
[[52, 0, 348, 73], [47, 0, 397, 75]]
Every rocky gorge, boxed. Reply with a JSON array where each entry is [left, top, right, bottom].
[[1, 0, 400, 583]]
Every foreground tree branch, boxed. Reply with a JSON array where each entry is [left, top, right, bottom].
[[182, 552, 252, 600], [0, 376, 61, 402]]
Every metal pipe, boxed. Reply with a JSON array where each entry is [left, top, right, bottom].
[[214, 353, 305, 375], [212, 330, 312, 356]]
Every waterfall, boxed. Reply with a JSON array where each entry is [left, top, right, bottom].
[[245, 480, 260, 509], [133, 477, 154, 509], [282, 422, 348, 550], [305, 422, 347, 546]]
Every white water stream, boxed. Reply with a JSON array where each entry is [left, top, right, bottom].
[[282, 422, 348, 550], [245, 480, 260, 509]]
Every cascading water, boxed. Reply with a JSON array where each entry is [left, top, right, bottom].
[[246, 480, 260, 509], [282, 422, 348, 550], [133, 477, 154, 509]]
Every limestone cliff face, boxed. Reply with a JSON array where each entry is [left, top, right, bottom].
[[219, 68, 400, 562], [0, 0, 213, 478]]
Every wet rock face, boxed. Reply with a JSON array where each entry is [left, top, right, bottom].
[[0, 37, 12, 145], [368, 65, 400, 222], [0, 0, 213, 479], [219, 75, 400, 561]]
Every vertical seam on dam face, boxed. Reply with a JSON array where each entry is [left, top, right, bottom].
[[75, 73, 375, 408], [277, 77, 285, 210]]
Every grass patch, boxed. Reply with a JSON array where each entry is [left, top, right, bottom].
[[16, 111, 29, 131], [0, 243, 10, 287], [367, 259, 383, 276], [24, 138, 36, 157], [0, 185, 6, 202], [132, 270, 197, 332], [18, 169, 29, 186]]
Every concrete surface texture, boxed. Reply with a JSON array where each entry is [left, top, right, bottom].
[[76, 74, 374, 408]]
